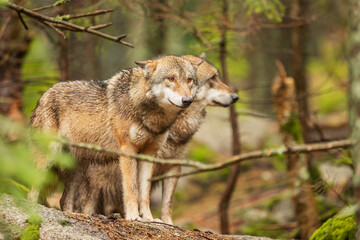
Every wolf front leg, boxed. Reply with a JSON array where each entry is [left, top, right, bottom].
[[119, 145, 141, 221], [161, 165, 181, 225], [138, 133, 168, 222], [138, 160, 156, 221]]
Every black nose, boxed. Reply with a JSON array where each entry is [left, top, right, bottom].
[[182, 96, 193, 106], [231, 94, 239, 103]]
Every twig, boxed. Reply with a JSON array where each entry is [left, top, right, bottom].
[[88, 22, 113, 30], [53, 22, 113, 32], [68, 9, 113, 20], [6, 3, 134, 48], [17, 11, 28, 30], [32, 0, 70, 12], [32, 4, 55, 12], [59, 139, 353, 181], [41, 21, 66, 39], [60, 140, 208, 169]]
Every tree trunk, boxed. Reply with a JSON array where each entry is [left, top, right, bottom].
[[146, 0, 167, 56], [272, 60, 319, 240], [218, 0, 241, 234], [290, 0, 311, 143], [0, 6, 31, 122], [349, 0, 360, 237]]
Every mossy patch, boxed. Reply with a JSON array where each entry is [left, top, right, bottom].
[[58, 219, 72, 227], [310, 215, 356, 240], [20, 215, 43, 240], [280, 115, 302, 143]]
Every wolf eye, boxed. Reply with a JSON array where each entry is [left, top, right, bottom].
[[187, 78, 193, 83], [168, 77, 175, 82]]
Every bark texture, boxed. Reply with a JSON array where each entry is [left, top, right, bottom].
[[218, 0, 242, 235], [349, 0, 360, 238], [0, 6, 31, 122]]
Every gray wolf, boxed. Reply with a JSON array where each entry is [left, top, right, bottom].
[[60, 54, 238, 224], [30, 55, 201, 221]]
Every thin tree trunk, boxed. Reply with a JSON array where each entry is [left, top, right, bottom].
[[218, 0, 241, 234], [58, 5, 69, 82], [349, 0, 360, 237], [0, 5, 31, 122], [290, 1, 320, 238], [291, 0, 311, 143], [146, 0, 167, 56], [59, 38, 69, 82]]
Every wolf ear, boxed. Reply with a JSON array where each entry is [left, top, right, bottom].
[[135, 60, 158, 77], [188, 58, 204, 69], [199, 52, 206, 60]]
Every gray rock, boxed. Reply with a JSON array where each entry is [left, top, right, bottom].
[[0, 194, 109, 240]]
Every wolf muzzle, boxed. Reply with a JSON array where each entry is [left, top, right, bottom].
[[182, 96, 193, 107], [231, 94, 239, 104]]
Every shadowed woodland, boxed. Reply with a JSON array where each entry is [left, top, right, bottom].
[[0, 0, 359, 239]]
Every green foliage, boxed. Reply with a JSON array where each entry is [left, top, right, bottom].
[[270, 154, 286, 172], [57, 219, 72, 227], [21, 217, 42, 240], [308, 41, 347, 115], [53, 0, 70, 7], [26, 215, 43, 226], [54, 15, 70, 21], [0, 116, 74, 199], [241, 217, 288, 239], [20, 225, 40, 240], [22, 36, 59, 117], [243, 0, 285, 22], [315, 195, 340, 221], [20, 215, 43, 240], [333, 155, 353, 167], [310, 215, 356, 240], [0, 0, 8, 6], [182, 222, 199, 230], [188, 142, 216, 163], [281, 116, 302, 143]]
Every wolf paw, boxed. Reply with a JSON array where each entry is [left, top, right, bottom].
[[126, 216, 142, 221], [153, 218, 163, 223]]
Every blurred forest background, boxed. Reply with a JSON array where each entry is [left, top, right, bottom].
[[0, 0, 357, 239]]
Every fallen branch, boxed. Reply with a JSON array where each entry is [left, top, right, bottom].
[[60, 139, 353, 181], [6, 2, 134, 48]]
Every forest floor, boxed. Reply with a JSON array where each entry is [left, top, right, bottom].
[[170, 159, 297, 239]]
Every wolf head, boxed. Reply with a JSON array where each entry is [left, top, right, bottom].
[[135, 55, 201, 109], [182, 54, 238, 107]]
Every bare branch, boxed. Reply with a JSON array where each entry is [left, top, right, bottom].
[[32, 4, 55, 12], [32, 0, 70, 12], [17, 11, 28, 30], [6, 3, 134, 48], [67, 9, 113, 20], [150, 139, 354, 181], [88, 22, 113, 30], [59, 139, 353, 181], [40, 21, 67, 39]]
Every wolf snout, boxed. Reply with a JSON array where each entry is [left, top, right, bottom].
[[231, 94, 239, 104], [182, 96, 193, 107]]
